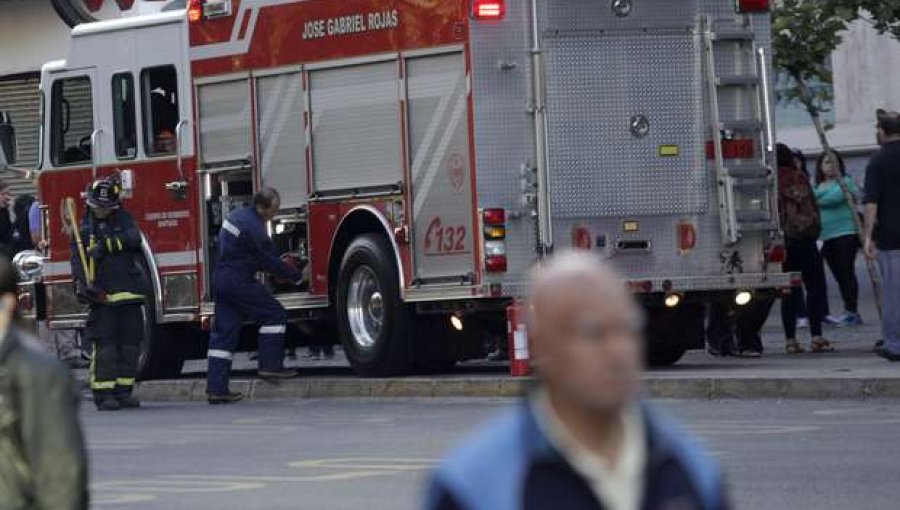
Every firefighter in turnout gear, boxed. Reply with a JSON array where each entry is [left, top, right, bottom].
[[207, 188, 303, 405], [71, 177, 149, 411]]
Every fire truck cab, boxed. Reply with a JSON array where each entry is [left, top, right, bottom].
[[6, 0, 791, 379]]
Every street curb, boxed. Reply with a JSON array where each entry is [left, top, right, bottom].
[[134, 375, 900, 401]]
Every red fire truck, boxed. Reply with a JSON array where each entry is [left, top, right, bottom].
[[1, 0, 791, 378]]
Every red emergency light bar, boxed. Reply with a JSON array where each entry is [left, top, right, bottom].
[[736, 0, 769, 13], [472, 0, 505, 20]]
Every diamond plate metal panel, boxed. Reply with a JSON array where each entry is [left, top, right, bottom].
[[544, 31, 707, 218], [539, 0, 700, 32], [470, 0, 538, 282]]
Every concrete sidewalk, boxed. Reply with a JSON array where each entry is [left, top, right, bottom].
[[133, 271, 898, 401], [133, 333, 899, 401]]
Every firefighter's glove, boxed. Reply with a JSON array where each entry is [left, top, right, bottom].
[[87, 242, 106, 260], [75, 281, 107, 305]]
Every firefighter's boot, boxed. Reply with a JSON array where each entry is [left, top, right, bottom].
[[94, 391, 121, 411], [115, 389, 141, 409], [208, 391, 244, 405]]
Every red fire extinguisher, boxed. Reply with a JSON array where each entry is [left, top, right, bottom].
[[507, 303, 532, 377]]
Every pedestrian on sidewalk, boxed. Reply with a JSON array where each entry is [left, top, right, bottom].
[[0, 254, 89, 510], [28, 199, 89, 368], [865, 110, 900, 362], [814, 150, 863, 327], [425, 251, 730, 510], [776, 143, 834, 354]]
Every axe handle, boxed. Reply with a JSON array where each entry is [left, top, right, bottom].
[[65, 198, 93, 285]]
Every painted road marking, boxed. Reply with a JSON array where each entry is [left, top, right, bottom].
[[689, 423, 821, 435], [289, 458, 439, 471], [93, 493, 157, 505], [166, 471, 393, 483], [95, 479, 265, 493], [92, 458, 438, 506]]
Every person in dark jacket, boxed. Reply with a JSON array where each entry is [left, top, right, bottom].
[[206, 187, 303, 404], [71, 177, 149, 411], [0, 254, 89, 509], [426, 251, 729, 510], [776, 143, 834, 354], [0, 180, 13, 257]]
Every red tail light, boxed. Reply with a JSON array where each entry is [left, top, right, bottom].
[[766, 243, 786, 264], [627, 280, 653, 294], [188, 0, 203, 22], [472, 0, 505, 20], [483, 208, 507, 272], [572, 226, 592, 250], [483, 208, 506, 225], [485, 255, 508, 272], [736, 0, 769, 13], [678, 223, 697, 252]]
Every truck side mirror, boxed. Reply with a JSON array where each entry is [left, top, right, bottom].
[[0, 111, 16, 167]]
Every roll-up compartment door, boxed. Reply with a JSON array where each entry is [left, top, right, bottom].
[[0, 74, 40, 196], [407, 52, 475, 282], [309, 60, 402, 192], [256, 72, 307, 208], [197, 79, 251, 165]]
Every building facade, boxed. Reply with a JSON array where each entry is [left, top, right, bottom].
[[777, 19, 900, 178]]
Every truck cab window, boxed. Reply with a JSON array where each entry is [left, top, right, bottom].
[[50, 76, 93, 166], [112, 73, 137, 159], [141, 66, 179, 156]]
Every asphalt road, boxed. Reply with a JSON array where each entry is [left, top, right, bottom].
[[85, 398, 899, 510]]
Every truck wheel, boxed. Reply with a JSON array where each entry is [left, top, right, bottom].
[[644, 307, 688, 367], [646, 342, 687, 367], [336, 234, 411, 377], [136, 301, 186, 381]]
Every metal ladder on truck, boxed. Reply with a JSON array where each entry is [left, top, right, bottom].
[[702, 16, 777, 246]]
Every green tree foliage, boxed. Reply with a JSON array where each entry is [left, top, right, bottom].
[[772, 1, 900, 149], [771, 0, 858, 150]]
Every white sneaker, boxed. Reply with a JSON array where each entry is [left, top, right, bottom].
[[796, 318, 809, 329]]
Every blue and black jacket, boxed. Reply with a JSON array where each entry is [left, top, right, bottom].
[[215, 206, 300, 283], [70, 209, 149, 305], [426, 400, 729, 510]]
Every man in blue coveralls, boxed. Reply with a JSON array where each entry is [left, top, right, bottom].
[[207, 187, 303, 404]]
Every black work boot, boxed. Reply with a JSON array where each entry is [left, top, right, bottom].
[[208, 391, 244, 405], [116, 393, 141, 409], [94, 392, 121, 411]]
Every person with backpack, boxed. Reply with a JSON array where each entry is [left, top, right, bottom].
[[777, 143, 834, 354], [814, 150, 863, 327]]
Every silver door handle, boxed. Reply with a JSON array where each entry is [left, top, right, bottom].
[[90, 128, 103, 179], [175, 119, 188, 182]]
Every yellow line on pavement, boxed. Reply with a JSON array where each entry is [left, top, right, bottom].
[[288, 458, 439, 471], [166, 471, 393, 483]]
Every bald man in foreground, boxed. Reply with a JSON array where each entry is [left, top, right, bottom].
[[425, 252, 729, 510]]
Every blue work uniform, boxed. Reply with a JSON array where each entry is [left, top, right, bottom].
[[207, 206, 301, 395]]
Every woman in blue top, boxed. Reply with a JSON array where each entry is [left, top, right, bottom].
[[814, 150, 862, 326]]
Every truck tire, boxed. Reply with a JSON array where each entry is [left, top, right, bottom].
[[136, 301, 186, 380], [336, 234, 411, 376], [644, 307, 689, 367]]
